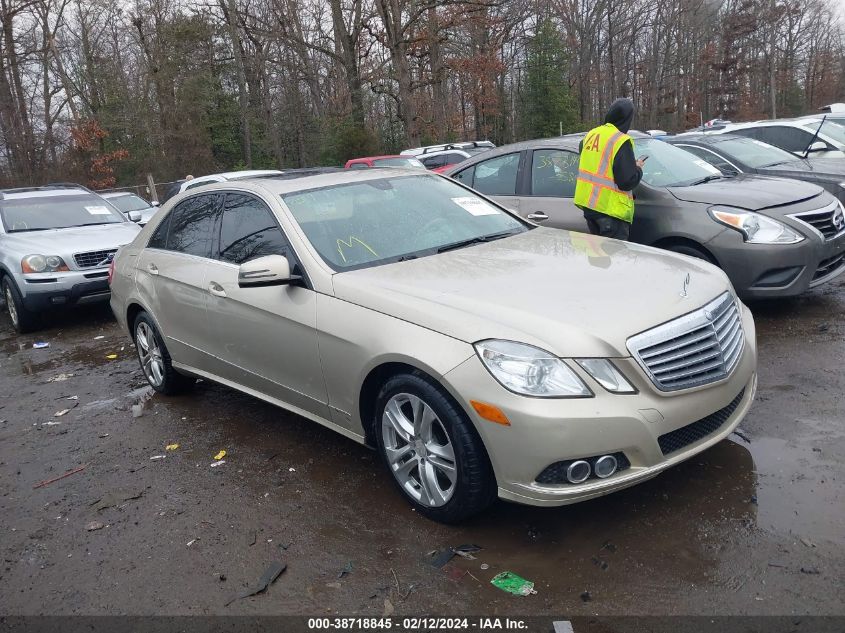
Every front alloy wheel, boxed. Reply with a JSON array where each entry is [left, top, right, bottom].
[[382, 393, 457, 507], [375, 372, 496, 523], [5, 286, 18, 328]]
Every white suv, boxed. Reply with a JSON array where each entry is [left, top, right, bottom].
[[400, 142, 495, 171], [707, 118, 845, 158]]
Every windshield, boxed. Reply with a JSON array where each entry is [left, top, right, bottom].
[[281, 175, 528, 271], [107, 194, 151, 213], [0, 193, 125, 232], [712, 137, 797, 168], [638, 139, 721, 187], [372, 157, 425, 168]]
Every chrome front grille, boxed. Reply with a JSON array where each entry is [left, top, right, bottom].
[[790, 201, 845, 240], [73, 249, 117, 269], [627, 292, 744, 392]]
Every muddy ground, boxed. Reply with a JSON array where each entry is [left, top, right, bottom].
[[0, 280, 843, 619]]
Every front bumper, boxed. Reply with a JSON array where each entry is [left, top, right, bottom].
[[442, 304, 758, 507], [708, 225, 845, 299], [18, 269, 111, 311]]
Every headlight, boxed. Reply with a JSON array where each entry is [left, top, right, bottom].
[[575, 359, 636, 393], [709, 206, 803, 244], [839, 182, 845, 190], [21, 254, 69, 273], [475, 340, 592, 398]]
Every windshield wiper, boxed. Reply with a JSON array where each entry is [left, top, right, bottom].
[[688, 174, 723, 186], [760, 160, 791, 168], [437, 231, 518, 254], [7, 227, 53, 233]]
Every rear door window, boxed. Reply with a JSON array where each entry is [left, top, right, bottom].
[[472, 153, 521, 196], [452, 166, 475, 186], [530, 149, 578, 197], [165, 194, 219, 258], [217, 193, 289, 265], [147, 213, 171, 249]]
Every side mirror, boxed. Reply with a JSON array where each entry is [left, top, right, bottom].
[[238, 254, 299, 288], [807, 141, 827, 153], [127, 210, 142, 223], [151, 201, 160, 207]]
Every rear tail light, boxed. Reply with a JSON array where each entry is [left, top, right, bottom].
[[107, 256, 116, 285]]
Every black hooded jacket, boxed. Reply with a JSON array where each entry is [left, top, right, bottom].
[[579, 98, 642, 192]]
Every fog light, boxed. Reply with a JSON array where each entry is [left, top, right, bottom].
[[566, 460, 591, 483], [594, 455, 618, 478]]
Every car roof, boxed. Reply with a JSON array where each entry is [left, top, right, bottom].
[[348, 155, 409, 161], [217, 169, 284, 179], [193, 167, 439, 196], [669, 133, 746, 144], [402, 141, 495, 156], [0, 185, 92, 200]]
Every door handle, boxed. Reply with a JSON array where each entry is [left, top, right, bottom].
[[527, 212, 549, 221], [147, 263, 159, 275], [208, 281, 227, 298]]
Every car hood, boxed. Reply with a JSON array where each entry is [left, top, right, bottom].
[[331, 228, 733, 358], [3, 223, 142, 264], [667, 174, 823, 210], [761, 157, 845, 179]]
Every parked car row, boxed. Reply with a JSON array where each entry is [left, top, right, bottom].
[[442, 133, 845, 300], [1, 123, 841, 523]]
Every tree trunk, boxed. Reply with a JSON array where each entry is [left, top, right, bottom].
[[224, 0, 252, 168]]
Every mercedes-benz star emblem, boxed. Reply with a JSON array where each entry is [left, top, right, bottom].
[[680, 273, 690, 298]]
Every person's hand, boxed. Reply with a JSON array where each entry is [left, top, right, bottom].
[[636, 156, 648, 169]]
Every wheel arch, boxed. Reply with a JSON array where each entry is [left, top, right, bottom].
[[357, 358, 480, 451], [650, 235, 720, 266]]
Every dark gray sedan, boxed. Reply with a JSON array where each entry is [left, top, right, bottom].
[[444, 135, 845, 299], [668, 134, 845, 205]]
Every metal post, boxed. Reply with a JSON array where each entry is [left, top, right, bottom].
[[146, 173, 159, 204]]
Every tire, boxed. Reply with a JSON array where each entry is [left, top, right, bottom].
[[132, 311, 195, 395], [666, 243, 717, 266], [2, 276, 40, 333], [374, 371, 496, 523]]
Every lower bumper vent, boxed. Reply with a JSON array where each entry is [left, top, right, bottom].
[[657, 388, 745, 456]]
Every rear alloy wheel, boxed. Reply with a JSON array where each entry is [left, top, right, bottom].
[[133, 312, 194, 395], [2, 277, 39, 333], [375, 372, 496, 523]]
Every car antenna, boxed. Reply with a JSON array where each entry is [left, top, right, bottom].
[[803, 114, 826, 159]]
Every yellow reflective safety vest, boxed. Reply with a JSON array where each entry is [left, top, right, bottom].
[[574, 123, 635, 223]]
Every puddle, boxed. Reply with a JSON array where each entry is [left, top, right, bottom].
[[746, 436, 844, 545]]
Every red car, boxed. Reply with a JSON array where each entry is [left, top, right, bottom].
[[345, 155, 426, 169]]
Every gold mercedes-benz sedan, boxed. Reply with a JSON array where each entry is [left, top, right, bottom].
[[109, 169, 757, 523]]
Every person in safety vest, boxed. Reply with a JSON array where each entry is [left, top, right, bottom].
[[575, 98, 646, 241]]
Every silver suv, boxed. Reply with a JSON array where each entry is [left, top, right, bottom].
[[0, 184, 142, 332]]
